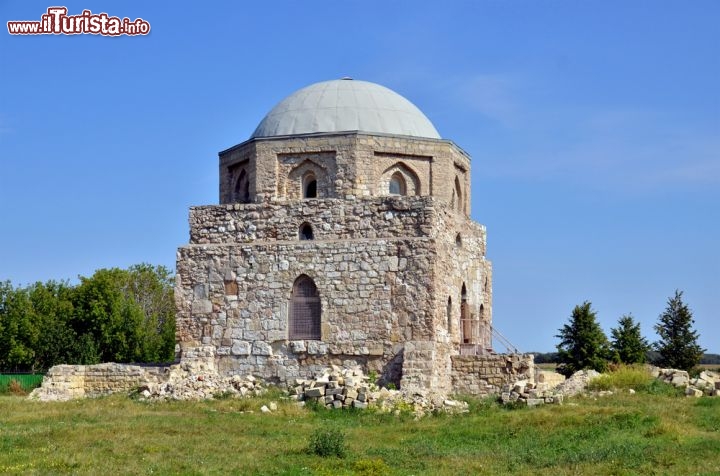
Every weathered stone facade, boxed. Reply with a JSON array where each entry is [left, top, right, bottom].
[[29, 363, 167, 401], [451, 354, 535, 396], [175, 79, 504, 394]]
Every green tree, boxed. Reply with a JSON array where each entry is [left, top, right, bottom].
[[555, 301, 610, 377], [0, 281, 38, 371], [610, 314, 650, 364], [72, 265, 175, 363], [25, 280, 78, 370], [653, 290, 705, 371], [0, 265, 175, 371]]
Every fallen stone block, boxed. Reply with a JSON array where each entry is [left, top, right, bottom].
[[304, 387, 324, 398], [685, 387, 703, 398]]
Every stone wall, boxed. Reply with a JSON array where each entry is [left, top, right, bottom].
[[176, 237, 437, 385], [450, 354, 535, 396], [188, 196, 445, 244], [177, 194, 491, 392], [29, 363, 167, 401]]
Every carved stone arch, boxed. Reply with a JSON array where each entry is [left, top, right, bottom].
[[380, 162, 421, 196], [233, 169, 250, 203], [287, 159, 329, 199], [228, 160, 251, 203]]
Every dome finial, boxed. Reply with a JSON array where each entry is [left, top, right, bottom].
[[341, 76, 353, 80]]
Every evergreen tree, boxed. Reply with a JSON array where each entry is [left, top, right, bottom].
[[555, 301, 610, 377], [610, 314, 650, 364], [654, 290, 705, 371]]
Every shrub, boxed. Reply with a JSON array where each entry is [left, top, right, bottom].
[[353, 458, 391, 475], [588, 365, 652, 391], [641, 379, 686, 397], [9, 379, 27, 396], [307, 427, 346, 458]]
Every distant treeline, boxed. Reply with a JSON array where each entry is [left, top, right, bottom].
[[532, 351, 720, 365], [0, 264, 176, 373]]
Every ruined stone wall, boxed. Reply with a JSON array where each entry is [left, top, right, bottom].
[[426, 203, 492, 351], [450, 354, 535, 396], [177, 195, 489, 392], [29, 363, 166, 401], [188, 196, 437, 244], [176, 237, 439, 385]]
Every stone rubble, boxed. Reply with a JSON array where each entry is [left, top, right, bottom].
[[651, 368, 720, 397], [136, 364, 265, 401], [501, 367, 720, 407], [501, 369, 600, 407], [289, 365, 468, 417], [552, 369, 602, 397]]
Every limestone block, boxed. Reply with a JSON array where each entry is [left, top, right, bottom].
[[289, 341, 306, 353], [231, 341, 251, 356], [305, 387, 325, 398], [307, 341, 328, 355], [252, 341, 272, 356], [191, 299, 213, 314], [671, 373, 689, 387], [686, 387, 703, 398]]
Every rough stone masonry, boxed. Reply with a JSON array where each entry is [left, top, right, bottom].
[[32, 79, 535, 401], [173, 79, 533, 395]]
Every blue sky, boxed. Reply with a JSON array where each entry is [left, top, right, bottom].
[[1, 1, 718, 352]]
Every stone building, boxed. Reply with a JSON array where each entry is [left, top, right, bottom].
[[175, 78, 501, 393]]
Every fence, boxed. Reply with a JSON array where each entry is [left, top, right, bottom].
[[0, 373, 45, 392]]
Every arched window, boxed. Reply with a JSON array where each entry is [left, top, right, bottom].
[[454, 177, 463, 212], [289, 275, 321, 340], [389, 172, 407, 196], [446, 297, 452, 332], [460, 283, 470, 343], [455, 233, 462, 247], [234, 169, 250, 203], [303, 173, 317, 198], [299, 223, 314, 240]]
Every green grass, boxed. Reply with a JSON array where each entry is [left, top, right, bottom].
[[0, 390, 718, 475], [588, 365, 687, 397]]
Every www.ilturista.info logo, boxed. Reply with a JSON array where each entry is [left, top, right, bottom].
[[7, 7, 150, 36]]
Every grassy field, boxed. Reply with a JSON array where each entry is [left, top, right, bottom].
[[1, 385, 719, 476]]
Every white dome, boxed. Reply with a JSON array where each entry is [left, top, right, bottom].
[[251, 79, 440, 139]]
